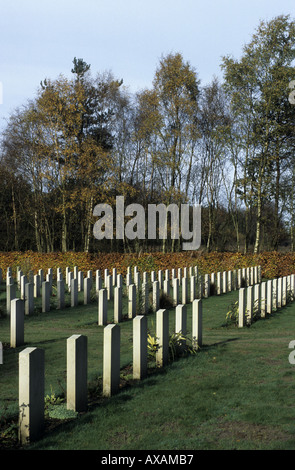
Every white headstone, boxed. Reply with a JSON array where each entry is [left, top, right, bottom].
[[98, 289, 108, 326], [128, 284, 136, 319], [175, 304, 187, 350], [114, 286, 122, 323], [25, 283, 34, 315], [71, 278, 78, 307], [67, 335, 88, 412], [133, 315, 147, 380], [192, 299, 202, 346], [238, 288, 246, 328], [18, 347, 44, 444], [42, 281, 50, 313], [57, 279, 65, 310], [103, 324, 120, 397], [11, 299, 24, 347], [84, 277, 91, 305], [156, 309, 169, 367]]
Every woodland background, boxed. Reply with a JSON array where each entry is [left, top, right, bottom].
[[1, 15, 295, 255]]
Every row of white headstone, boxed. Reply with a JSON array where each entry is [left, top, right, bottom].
[[1, 263, 262, 362], [5, 266, 94, 315], [18, 299, 203, 445], [15, 272, 295, 445], [3, 264, 262, 351], [125, 264, 261, 296], [3, 264, 262, 315], [238, 274, 295, 327], [98, 263, 262, 322]]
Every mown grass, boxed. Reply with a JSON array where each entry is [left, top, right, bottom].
[[1, 278, 295, 450]]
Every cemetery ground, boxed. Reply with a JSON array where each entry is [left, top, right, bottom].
[[1, 279, 295, 450]]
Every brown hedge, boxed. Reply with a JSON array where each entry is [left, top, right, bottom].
[[0, 251, 294, 280]]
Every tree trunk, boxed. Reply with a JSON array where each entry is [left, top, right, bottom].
[[272, 153, 281, 250], [291, 166, 295, 251], [84, 195, 94, 253], [206, 204, 213, 252], [34, 211, 42, 252], [61, 193, 68, 252], [11, 186, 19, 251], [253, 167, 264, 254]]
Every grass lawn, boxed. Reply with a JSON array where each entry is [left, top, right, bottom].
[[1, 279, 295, 450]]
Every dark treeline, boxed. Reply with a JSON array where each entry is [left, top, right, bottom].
[[1, 15, 295, 254]]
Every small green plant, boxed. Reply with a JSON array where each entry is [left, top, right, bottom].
[[286, 289, 293, 305], [90, 285, 98, 302], [46, 404, 78, 420], [226, 298, 262, 326], [169, 332, 187, 360], [147, 330, 197, 363], [169, 332, 198, 361], [225, 300, 239, 325], [0, 421, 18, 447], [147, 333, 160, 361], [44, 386, 64, 417], [44, 385, 78, 420]]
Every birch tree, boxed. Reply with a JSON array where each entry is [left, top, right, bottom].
[[222, 14, 295, 253]]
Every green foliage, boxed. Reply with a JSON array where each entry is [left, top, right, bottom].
[[168, 332, 198, 361], [44, 386, 78, 420], [221, 15, 295, 253], [147, 333, 160, 361], [0, 421, 18, 446], [147, 331, 198, 363], [71, 57, 91, 78], [226, 298, 261, 326], [286, 289, 293, 305], [90, 284, 98, 303], [44, 386, 64, 417], [46, 404, 78, 420], [225, 300, 239, 325]]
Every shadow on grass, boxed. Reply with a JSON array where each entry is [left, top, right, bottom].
[[6, 336, 243, 449], [19, 364, 171, 449], [264, 301, 294, 318], [33, 337, 70, 345], [200, 337, 240, 349], [246, 302, 295, 327]]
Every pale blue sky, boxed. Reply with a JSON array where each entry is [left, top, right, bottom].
[[1, 0, 295, 129]]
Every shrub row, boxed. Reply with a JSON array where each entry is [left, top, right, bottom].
[[0, 250, 293, 280]]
